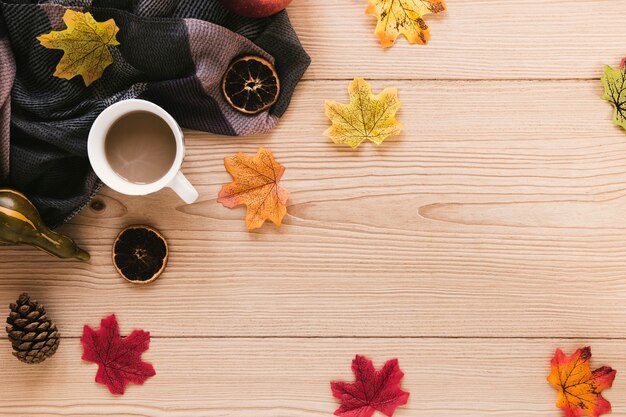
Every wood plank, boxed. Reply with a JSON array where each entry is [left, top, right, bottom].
[[0, 337, 623, 417], [1, 79, 626, 338], [290, 0, 626, 80]]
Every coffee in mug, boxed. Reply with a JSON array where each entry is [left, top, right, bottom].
[[88, 99, 199, 204], [104, 111, 177, 184]]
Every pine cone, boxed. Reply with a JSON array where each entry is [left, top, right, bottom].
[[5, 293, 60, 364]]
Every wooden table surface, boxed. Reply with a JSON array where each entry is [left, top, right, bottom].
[[3, 1, 626, 416]]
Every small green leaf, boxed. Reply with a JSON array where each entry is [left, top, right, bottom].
[[601, 63, 626, 131]]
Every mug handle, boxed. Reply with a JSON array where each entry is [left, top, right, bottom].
[[168, 171, 199, 204]]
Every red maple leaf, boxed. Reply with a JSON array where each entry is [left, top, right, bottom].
[[81, 315, 156, 395], [331, 355, 410, 417]]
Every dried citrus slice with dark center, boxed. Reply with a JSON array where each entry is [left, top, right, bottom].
[[222, 56, 280, 115], [112, 225, 168, 284]]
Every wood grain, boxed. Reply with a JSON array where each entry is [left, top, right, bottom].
[[3, 2, 626, 416], [0, 338, 623, 417], [2, 80, 626, 339], [292, 0, 626, 80]]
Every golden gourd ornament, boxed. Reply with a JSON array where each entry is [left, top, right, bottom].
[[0, 189, 89, 261]]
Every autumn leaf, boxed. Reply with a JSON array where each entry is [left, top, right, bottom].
[[331, 355, 409, 417], [324, 78, 402, 149], [217, 147, 289, 230], [602, 62, 626, 131], [81, 315, 156, 395], [365, 0, 446, 48], [547, 347, 616, 417], [37, 10, 120, 86]]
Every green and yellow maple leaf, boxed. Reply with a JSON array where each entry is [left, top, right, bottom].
[[365, 0, 446, 48], [37, 10, 120, 86], [602, 63, 626, 131], [324, 78, 402, 149]]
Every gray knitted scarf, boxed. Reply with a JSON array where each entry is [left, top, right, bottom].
[[0, 0, 310, 227]]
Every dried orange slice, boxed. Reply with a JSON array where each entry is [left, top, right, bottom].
[[112, 225, 168, 284], [222, 56, 280, 115]]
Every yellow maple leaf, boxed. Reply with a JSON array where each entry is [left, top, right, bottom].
[[365, 0, 446, 48], [324, 78, 402, 149], [37, 10, 120, 86]]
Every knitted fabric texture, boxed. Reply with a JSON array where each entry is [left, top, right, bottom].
[[0, 0, 310, 227]]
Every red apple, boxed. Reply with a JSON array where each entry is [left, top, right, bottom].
[[219, 0, 292, 18]]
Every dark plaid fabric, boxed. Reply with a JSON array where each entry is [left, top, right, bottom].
[[0, 0, 310, 227]]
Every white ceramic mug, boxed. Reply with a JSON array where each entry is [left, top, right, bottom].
[[88, 99, 199, 204]]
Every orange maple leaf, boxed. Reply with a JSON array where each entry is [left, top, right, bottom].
[[218, 147, 289, 230], [547, 347, 616, 417], [365, 0, 446, 48]]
